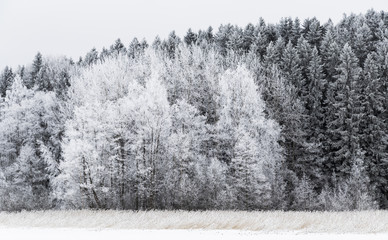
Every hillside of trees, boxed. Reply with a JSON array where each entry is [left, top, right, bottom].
[[1, 9, 388, 211]]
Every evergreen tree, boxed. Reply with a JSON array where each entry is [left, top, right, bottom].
[[152, 35, 162, 50], [163, 31, 181, 58], [303, 47, 327, 186], [291, 17, 301, 45], [295, 36, 313, 104], [128, 38, 142, 59], [347, 153, 377, 210], [184, 28, 198, 46], [0, 66, 14, 98], [26, 52, 43, 89], [304, 18, 323, 47], [280, 41, 303, 93], [110, 38, 126, 56], [368, 41, 388, 208], [84, 48, 99, 66], [278, 17, 293, 43], [261, 67, 311, 207], [99, 47, 110, 62], [242, 23, 255, 52], [353, 23, 373, 66], [326, 44, 363, 184], [215, 24, 234, 56]]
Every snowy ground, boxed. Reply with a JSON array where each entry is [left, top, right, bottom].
[[0, 210, 387, 239], [0, 228, 388, 240]]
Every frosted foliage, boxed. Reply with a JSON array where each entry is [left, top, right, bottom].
[[218, 66, 282, 209], [3, 11, 387, 211], [57, 56, 172, 209]]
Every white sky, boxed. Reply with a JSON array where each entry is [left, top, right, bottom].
[[0, 0, 387, 70]]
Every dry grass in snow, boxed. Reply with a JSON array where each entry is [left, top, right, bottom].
[[0, 210, 387, 233]]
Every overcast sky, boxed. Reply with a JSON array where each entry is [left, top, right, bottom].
[[0, 0, 387, 70]]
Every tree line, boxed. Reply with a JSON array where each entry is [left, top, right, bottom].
[[0, 9, 388, 211]]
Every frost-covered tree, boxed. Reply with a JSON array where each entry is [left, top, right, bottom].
[[293, 174, 317, 210], [110, 38, 126, 56], [0, 75, 65, 210], [353, 22, 373, 66], [128, 38, 147, 59], [25, 52, 43, 88], [217, 66, 283, 209], [280, 41, 303, 93], [130, 73, 171, 210], [2, 10, 388, 211], [55, 57, 136, 209], [165, 99, 206, 209], [326, 44, 363, 184], [0, 66, 14, 98], [84, 48, 99, 66], [184, 28, 198, 46]]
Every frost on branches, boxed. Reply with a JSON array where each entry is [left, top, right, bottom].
[[1, 10, 387, 211]]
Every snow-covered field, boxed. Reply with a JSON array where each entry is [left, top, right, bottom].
[[0, 210, 387, 234], [1, 228, 388, 240]]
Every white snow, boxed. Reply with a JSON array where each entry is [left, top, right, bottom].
[[0, 210, 387, 234], [0, 228, 387, 240]]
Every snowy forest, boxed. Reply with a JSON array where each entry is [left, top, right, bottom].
[[0, 10, 388, 211]]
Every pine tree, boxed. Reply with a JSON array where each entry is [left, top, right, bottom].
[[163, 31, 181, 58], [353, 23, 373, 66], [110, 38, 126, 56], [215, 24, 234, 56], [184, 28, 198, 46], [278, 17, 293, 44], [368, 40, 388, 208], [0, 66, 14, 98], [304, 18, 322, 47], [347, 153, 377, 210], [261, 67, 312, 207], [262, 42, 281, 75], [152, 36, 162, 50], [326, 43, 363, 184], [320, 28, 341, 82], [26, 52, 43, 88], [280, 41, 303, 94], [128, 38, 142, 59], [84, 48, 99, 66], [295, 36, 313, 105], [291, 18, 301, 45], [226, 27, 244, 53], [99, 47, 110, 61], [242, 23, 255, 52], [303, 47, 327, 187]]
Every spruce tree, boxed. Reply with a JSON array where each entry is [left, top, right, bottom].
[[0, 66, 14, 98], [26, 52, 43, 89], [128, 38, 141, 59], [326, 43, 363, 184], [280, 41, 303, 94], [370, 40, 388, 207], [184, 28, 198, 46], [353, 23, 373, 66], [291, 18, 301, 45], [84, 48, 99, 66], [110, 38, 126, 56]]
